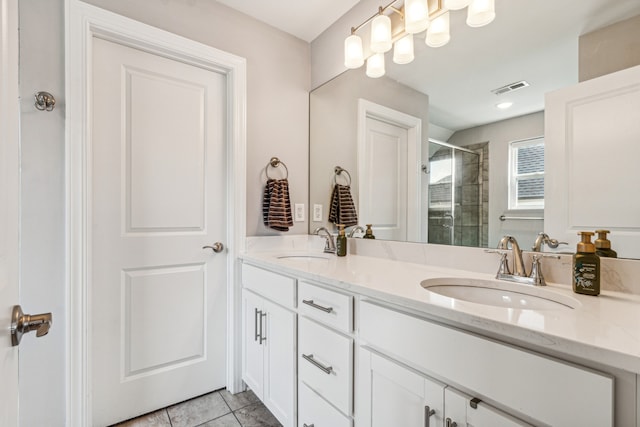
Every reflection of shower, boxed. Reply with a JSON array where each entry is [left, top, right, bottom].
[[425, 139, 482, 247]]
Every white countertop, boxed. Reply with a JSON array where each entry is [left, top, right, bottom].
[[240, 248, 640, 375]]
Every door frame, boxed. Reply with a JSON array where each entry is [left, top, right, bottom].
[[65, 1, 247, 425], [357, 99, 422, 241], [0, 0, 20, 423]]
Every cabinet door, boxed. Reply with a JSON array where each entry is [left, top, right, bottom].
[[358, 348, 445, 427], [446, 388, 531, 427], [241, 290, 264, 399], [263, 299, 297, 427]]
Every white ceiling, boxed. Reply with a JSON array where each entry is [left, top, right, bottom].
[[220, 0, 640, 131], [216, 0, 361, 42]]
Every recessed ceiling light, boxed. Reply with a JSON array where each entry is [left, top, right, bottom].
[[496, 101, 513, 109]]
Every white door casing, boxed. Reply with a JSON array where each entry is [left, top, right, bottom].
[[66, 1, 246, 425], [357, 99, 421, 241], [0, 0, 20, 424], [91, 37, 227, 425]]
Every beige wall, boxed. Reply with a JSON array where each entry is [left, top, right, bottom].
[[579, 14, 640, 82], [18, 0, 310, 423], [448, 112, 544, 249]]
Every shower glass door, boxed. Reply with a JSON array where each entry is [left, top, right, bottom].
[[426, 140, 482, 247]]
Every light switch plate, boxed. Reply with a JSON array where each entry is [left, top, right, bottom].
[[294, 203, 305, 222], [313, 204, 323, 222]]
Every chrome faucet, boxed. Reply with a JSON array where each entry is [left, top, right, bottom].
[[498, 235, 527, 276], [532, 232, 567, 252], [348, 225, 365, 238], [313, 227, 336, 254], [489, 235, 560, 286]]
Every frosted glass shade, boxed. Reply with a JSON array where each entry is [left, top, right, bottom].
[[467, 0, 495, 27], [393, 34, 415, 64], [426, 11, 450, 47], [366, 53, 385, 78], [370, 14, 392, 53], [444, 0, 472, 10], [344, 34, 364, 69], [404, 0, 430, 34]]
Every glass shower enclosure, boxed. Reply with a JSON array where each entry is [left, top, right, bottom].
[[425, 139, 484, 247]]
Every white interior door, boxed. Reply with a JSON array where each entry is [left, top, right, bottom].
[[0, 0, 20, 423], [91, 37, 228, 426], [360, 117, 409, 240], [358, 100, 422, 241]]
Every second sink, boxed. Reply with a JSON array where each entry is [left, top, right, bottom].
[[421, 277, 581, 310]]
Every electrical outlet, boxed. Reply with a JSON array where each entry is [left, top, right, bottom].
[[313, 204, 323, 222], [294, 203, 305, 222]]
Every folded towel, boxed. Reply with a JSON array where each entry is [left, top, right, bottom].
[[262, 178, 293, 231], [328, 183, 358, 227]]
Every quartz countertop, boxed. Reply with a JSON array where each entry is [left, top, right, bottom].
[[240, 247, 640, 375]]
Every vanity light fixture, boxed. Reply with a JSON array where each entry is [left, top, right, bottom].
[[343, 0, 496, 77]]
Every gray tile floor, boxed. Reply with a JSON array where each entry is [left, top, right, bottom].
[[112, 389, 282, 427]]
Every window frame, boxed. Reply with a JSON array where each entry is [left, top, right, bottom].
[[508, 136, 545, 210]]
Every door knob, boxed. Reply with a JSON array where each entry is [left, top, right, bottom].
[[11, 305, 52, 346], [203, 242, 224, 253]]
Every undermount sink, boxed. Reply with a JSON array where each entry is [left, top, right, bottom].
[[421, 277, 581, 310], [276, 253, 332, 262]]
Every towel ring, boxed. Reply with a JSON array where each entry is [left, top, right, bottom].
[[266, 157, 288, 180], [334, 166, 352, 186]]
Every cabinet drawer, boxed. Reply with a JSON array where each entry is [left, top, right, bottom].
[[359, 300, 613, 427], [298, 281, 352, 333], [298, 381, 352, 427], [242, 263, 296, 308], [298, 317, 353, 415]]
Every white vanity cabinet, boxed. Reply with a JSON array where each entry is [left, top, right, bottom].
[[358, 349, 445, 427], [241, 264, 297, 427], [297, 281, 354, 427], [358, 348, 529, 427], [358, 300, 614, 427]]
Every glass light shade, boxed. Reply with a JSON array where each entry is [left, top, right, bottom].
[[404, 0, 430, 34], [467, 0, 495, 27], [426, 12, 450, 47], [370, 14, 392, 53], [366, 53, 385, 78], [344, 34, 364, 69], [444, 0, 472, 10], [393, 34, 415, 64]]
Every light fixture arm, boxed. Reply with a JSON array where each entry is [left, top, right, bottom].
[[349, 0, 401, 36]]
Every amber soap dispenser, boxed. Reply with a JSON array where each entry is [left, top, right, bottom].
[[336, 224, 347, 257], [573, 231, 600, 296], [595, 229, 617, 258]]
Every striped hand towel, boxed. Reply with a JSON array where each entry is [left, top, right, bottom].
[[262, 178, 293, 231], [328, 183, 358, 227]]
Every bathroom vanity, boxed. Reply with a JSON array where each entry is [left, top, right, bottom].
[[239, 238, 640, 427]]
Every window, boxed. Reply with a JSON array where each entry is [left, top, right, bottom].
[[508, 137, 544, 210]]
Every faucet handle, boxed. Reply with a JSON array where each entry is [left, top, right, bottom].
[[529, 254, 546, 286]]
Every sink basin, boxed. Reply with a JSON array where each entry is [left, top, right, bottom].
[[421, 277, 581, 310], [276, 253, 332, 262]]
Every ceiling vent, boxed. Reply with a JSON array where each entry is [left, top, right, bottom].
[[491, 80, 530, 95]]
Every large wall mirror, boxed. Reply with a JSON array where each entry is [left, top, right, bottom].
[[309, 0, 640, 255]]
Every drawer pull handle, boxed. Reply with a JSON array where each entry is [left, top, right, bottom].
[[303, 424, 315, 427], [445, 418, 457, 427], [302, 299, 333, 313], [302, 353, 333, 374], [424, 405, 435, 427]]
